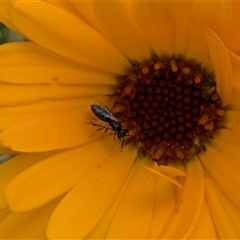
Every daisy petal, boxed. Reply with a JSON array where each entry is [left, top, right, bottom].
[[145, 177, 176, 239], [159, 164, 186, 177], [170, 1, 195, 56], [9, 1, 131, 74], [160, 156, 204, 239], [223, 110, 240, 138], [185, 1, 231, 63], [213, 128, 240, 146], [5, 136, 120, 212], [0, 2, 19, 34], [0, 196, 62, 239], [205, 175, 240, 239], [69, 1, 99, 30], [46, 0, 80, 17], [0, 97, 107, 130], [0, 115, 88, 151], [223, 2, 240, 54], [228, 50, 240, 92], [46, 145, 137, 239], [200, 142, 240, 208], [0, 83, 110, 106], [131, 2, 175, 58], [0, 152, 55, 211], [188, 199, 218, 239], [0, 42, 117, 85], [205, 28, 232, 106], [0, 208, 11, 225], [144, 165, 183, 189], [106, 160, 156, 238], [228, 89, 240, 109], [94, 1, 150, 62], [87, 166, 176, 239]]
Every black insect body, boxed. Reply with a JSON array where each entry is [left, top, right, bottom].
[[90, 104, 129, 148], [91, 104, 118, 122]]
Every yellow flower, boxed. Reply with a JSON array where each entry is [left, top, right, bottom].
[[0, 1, 240, 239]]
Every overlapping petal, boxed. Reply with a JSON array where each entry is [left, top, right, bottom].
[[200, 142, 240, 208], [0, 196, 63, 239], [205, 176, 240, 238], [93, 2, 151, 62], [131, 2, 175, 58], [159, 156, 204, 239], [206, 28, 232, 106], [0, 152, 57, 210], [47, 144, 137, 239], [188, 200, 218, 239], [223, 2, 240, 54], [185, 1, 231, 62], [0, 1, 239, 240], [6, 0, 131, 74], [0, 42, 118, 85], [5, 135, 124, 212]]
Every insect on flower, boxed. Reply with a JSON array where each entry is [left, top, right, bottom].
[[85, 103, 129, 148]]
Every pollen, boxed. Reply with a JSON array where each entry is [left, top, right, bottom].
[[111, 58, 224, 165]]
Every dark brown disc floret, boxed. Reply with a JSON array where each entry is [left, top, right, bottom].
[[110, 58, 224, 165]]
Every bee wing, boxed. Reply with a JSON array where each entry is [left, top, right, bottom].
[[94, 101, 110, 110], [83, 117, 113, 130]]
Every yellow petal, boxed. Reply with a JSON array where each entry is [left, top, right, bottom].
[[94, 1, 150, 62], [188, 199, 218, 239], [9, 0, 131, 74], [69, 1, 99, 30], [46, 144, 137, 239], [214, 128, 240, 146], [0, 96, 108, 130], [0, 82, 111, 106], [0, 115, 87, 151], [205, 28, 232, 106], [145, 176, 176, 239], [0, 152, 56, 211], [144, 164, 183, 189], [0, 2, 19, 34], [0, 196, 62, 239], [6, 135, 122, 212], [45, 0, 80, 17], [200, 142, 240, 208], [131, 2, 175, 58], [228, 89, 240, 109], [171, 1, 195, 56], [223, 110, 240, 138], [86, 165, 176, 239], [185, 1, 232, 63], [223, 2, 240, 54], [0, 42, 117, 85], [160, 155, 204, 239], [158, 164, 186, 177], [0, 208, 11, 225], [205, 175, 240, 239], [106, 160, 156, 238], [228, 49, 240, 91]]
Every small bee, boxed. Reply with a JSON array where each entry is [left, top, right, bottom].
[[88, 103, 129, 148]]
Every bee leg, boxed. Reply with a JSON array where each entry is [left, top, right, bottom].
[[113, 132, 116, 140], [104, 128, 108, 135], [121, 138, 125, 150], [89, 127, 106, 138]]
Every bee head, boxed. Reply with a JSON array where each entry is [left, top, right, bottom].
[[117, 129, 129, 140]]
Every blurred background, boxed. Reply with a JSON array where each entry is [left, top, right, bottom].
[[0, 22, 25, 43]]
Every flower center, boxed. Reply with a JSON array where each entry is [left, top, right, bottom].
[[110, 58, 224, 164]]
